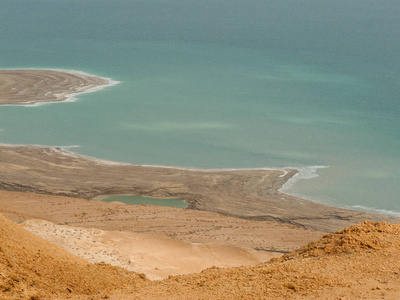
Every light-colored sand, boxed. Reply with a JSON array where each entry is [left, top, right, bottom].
[[23, 218, 279, 280]]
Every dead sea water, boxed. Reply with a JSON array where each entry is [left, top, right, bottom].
[[101, 195, 188, 209], [0, 0, 399, 216]]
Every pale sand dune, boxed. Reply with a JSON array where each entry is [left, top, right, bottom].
[[23, 218, 280, 280]]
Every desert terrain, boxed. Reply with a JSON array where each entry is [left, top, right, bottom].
[[2, 212, 400, 299], [0, 190, 324, 281]]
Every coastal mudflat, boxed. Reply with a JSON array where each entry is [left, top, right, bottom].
[[0, 143, 398, 233], [0, 69, 113, 105]]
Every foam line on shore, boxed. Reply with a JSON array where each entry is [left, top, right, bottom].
[[138, 163, 288, 173], [279, 165, 329, 196], [59, 146, 292, 172], [0, 142, 291, 175], [350, 205, 400, 218], [24, 70, 120, 107], [58, 145, 81, 151]]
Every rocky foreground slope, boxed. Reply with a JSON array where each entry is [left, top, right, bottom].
[[1, 213, 400, 299], [131, 221, 400, 299], [0, 214, 146, 299]]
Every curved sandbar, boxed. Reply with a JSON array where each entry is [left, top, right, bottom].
[[0, 69, 116, 105]]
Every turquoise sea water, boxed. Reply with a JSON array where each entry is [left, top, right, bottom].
[[101, 195, 188, 209], [0, 1, 399, 216]]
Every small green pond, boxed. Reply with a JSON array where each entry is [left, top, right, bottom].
[[101, 195, 188, 208]]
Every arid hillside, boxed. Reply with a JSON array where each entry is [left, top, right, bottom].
[[1, 212, 400, 299], [0, 214, 146, 299]]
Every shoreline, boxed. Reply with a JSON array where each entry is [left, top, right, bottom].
[[0, 143, 398, 233], [11, 143, 400, 220]]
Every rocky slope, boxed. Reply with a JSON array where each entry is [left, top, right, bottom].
[[131, 221, 400, 299]]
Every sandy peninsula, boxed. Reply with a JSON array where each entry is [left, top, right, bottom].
[[0, 69, 116, 105]]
